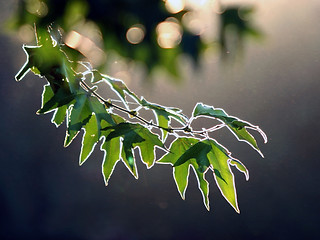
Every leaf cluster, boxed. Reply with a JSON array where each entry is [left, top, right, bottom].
[[9, 0, 262, 77], [15, 28, 267, 213]]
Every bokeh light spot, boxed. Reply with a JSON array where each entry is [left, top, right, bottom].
[[156, 18, 182, 49], [164, 0, 185, 14], [186, 0, 209, 10], [65, 30, 106, 67], [65, 31, 82, 48], [26, 0, 48, 17], [182, 12, 205, 36], [18, 24, 34, 43], [126, 25, 145, 44]]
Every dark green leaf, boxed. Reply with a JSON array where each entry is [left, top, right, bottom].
[[37, 86, 75, 114]]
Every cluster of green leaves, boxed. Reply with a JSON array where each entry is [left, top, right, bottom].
[[15, 28, 267, 213]]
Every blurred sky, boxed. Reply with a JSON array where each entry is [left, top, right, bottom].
[[0, 0, 320, 239]]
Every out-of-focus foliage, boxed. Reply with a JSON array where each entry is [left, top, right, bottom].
[[8, 0, 262, 79]]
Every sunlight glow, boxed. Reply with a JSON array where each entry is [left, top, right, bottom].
[[65, 31, 106, 66], [126, 25, 145, 44], [156, 18, 182, 49], [185, 0, 209, 10], [164, 0, 185, 14], [65, 31, 82, 48], [182, 12, 206, 36]]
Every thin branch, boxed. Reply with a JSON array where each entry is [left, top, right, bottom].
[[79, 79, 222, 139]]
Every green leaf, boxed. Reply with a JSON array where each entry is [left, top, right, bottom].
[[134, 126, 164, 168], [100, 115, 126, 184], [38, 84, 70, 127], [88, 96, 115, 137], [65, 93, 92, 147], [52, 105, 68, 127], [204, 138, 240, 213], [121, 130, 144, 177], [40, 84, 54, 112], [37, 86, 75, 114], [15, 46, 41, 81], [101, 136, 121, 186], [91, 71, 140, 108], [101, 124, 141, 179], [230, 158, 249, 181], [15, 27, 267, 213], [79, 114, 99, 165], [193, 103, 267, 156], [173, 141, 211, 173], [65, 93, 115, 148], [140, 97, 188, 141], [158, 137, 210, 210], [61, 57, 80, 94], [104, 122, 164, 169]]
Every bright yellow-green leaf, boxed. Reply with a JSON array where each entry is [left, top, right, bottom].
[[204, 138, 240, 213], [158, 137, 210, 210]]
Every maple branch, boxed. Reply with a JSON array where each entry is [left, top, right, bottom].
[[79, 79, 207, 137]]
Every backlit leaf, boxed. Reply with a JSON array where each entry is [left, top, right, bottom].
[[140, 97, 188, 141], [15, 27, 267, 213], [104, 123, 164, 169], [65, 93, 92, 147], [38, 84, 71, 127], [193, 103, 267, 156], [101, 136, 121, 186], [37, 86, 75, 114], [79, 114, 99, 165], [158, 137, 210, 210], [91, 71, 140, 108], [204, 138, 240, 213]]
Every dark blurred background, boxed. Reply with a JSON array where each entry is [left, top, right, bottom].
[[1, 0, 320, 239]]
